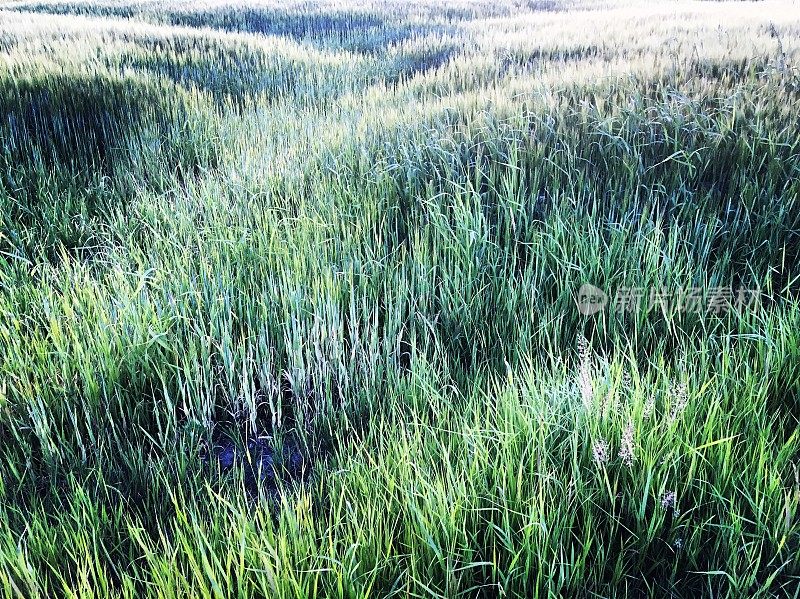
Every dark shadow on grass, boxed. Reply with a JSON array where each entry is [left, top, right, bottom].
[[202, 431, 314, 498], [0, 71, 218, 260]]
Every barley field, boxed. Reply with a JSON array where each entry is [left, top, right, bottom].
[[0, 0, 799, 596]]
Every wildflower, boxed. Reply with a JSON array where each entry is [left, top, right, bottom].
[[577, 334, 591, 363], [619, 420, 635, 466], [578, 365, 593, 406], [592, 438, 610, 465], [643, 395, 655, 419], [577, 335, 594, 407], [673, 537, 683, 550], [668, 382, 688, 421], [661, 490, 678, 515]]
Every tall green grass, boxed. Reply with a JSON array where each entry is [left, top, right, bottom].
[[0, 0, 799, 596]]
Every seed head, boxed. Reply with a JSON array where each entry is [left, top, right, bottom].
[[577, 335, 594, 407], [668, 383, 689, 421], [592, 438, 610, 465], [619, 420, 635, 467], [643, 395, 655, 419]]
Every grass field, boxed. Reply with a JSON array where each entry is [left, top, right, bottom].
[[1, 0, 799, 596]]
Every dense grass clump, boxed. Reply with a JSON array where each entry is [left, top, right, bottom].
[[0, 1, 799, 597], [0, 57, 220, 259]]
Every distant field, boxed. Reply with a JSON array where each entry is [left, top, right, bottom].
[[0, 1, 799, 596]]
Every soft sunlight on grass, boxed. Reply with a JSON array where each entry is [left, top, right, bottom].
[[0, 0, 799, 596]]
